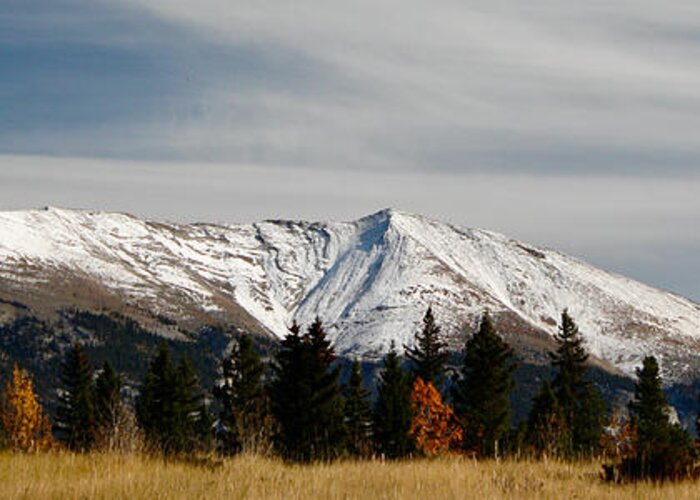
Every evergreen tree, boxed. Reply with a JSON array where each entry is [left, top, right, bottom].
[[195, 399, 216, 452], [93, 361, 124, 449], [630, 356, 671, 450], [269, 319, 346, 461], [94, 361, 122, 433], [525, 380, 569, 457], [696, 390, 700, 439], [56, 343, 97, 451], [136, 342, 176, 451], [572, 384, 607, 456], [213, 335, 268, 454], [405, 307, 448, 386], [343, 361, 373, 457], [302, 318, 346, 460], [136, 342, 204, 453], [174, 357, 205, 450], [550, 310, 605, 455], [374, 341, 414, 458], [268, 322, 308, 459], [452, 313, 515, 457], [623, 356, 695, 480]]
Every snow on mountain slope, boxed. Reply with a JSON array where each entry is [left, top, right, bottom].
[[0, 207, 699, 381]]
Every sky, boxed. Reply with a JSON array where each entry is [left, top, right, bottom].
[[1, 1, 699, 301]]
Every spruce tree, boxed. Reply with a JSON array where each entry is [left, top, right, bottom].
[[213, 334, 268, 454], [405, 307, 448, 386], [195, 399, 216, 452], [136, 342, 176, 451], [174, 357, 205, 451], [94, 361, 122, 444], [343, 361, 373, 457], [268, 323, 308, 459], [696, 390, 700, 439], [136, 343, 204, 453], [269, 319, 346, 461], [572, 384, 607, 456], [630, 356, 669, 451], [550, 310, 605, 455], [625, 356, 695, 480], [452, 313, 515, 457], [56, 343, 97, 451], [304, 318, 346, 460], [525, 380, 569, 457], [94, 362, 121, 428], [374, 341, 414, 458]]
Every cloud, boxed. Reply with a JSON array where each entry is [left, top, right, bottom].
[[4, 1, 700, 174], [3, 3, 699, 300], [103, 0, 700, 173]]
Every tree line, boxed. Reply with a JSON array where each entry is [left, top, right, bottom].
[[0, 308, 697, 481]]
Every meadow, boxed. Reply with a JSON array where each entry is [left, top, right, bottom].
[[0, 452, 698, 499]]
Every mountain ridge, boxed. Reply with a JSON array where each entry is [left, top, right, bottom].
[[0, 206, 699, 382]]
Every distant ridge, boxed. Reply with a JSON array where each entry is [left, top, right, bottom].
[[1, 206, 699, 382]]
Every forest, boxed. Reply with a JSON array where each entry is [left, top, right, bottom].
[[1, 307, 698, 488]]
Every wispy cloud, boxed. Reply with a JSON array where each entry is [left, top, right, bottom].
[[2, 2, 699, 299], [4, 1, 700, 174], [112, 0, 700, 173]]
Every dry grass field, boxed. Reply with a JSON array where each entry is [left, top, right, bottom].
[[0, 452, 699, 499]]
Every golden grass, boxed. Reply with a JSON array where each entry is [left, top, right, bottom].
[[0, 452, 698, 499]]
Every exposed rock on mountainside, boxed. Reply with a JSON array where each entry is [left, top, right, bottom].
[[1, 207, 699, 382]]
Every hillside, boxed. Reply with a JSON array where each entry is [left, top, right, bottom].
[[0, 207, 699, 383]]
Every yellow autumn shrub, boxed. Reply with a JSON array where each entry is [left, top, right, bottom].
[[0, 364, 56, 452]]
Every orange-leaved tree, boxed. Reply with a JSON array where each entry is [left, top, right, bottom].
[[0, 365, 56, 452], [409, 377, 462, 456]]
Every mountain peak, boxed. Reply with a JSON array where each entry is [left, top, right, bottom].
[[1, 207, 699, 382], [357, 207, 408, 224]]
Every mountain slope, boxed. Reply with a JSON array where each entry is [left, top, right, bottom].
[[0, 207, 699, 382]]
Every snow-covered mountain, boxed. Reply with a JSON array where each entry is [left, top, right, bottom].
[[1, 207, 699, 382]]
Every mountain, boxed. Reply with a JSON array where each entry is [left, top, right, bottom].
[[1, 207, 699, 384]]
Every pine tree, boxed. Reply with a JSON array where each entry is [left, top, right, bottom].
[[173, 357, 205, 451], [525, 380, 569, 458], [452, 313, 515, 457], [0, 365, 56, 452], [374, 341, 414, 458], [195, 399, 215, 452], [56, 343, 97, 451], [136, 343, 204, 453], [93, 361, 123, 450], [136, 342, 177, 451], [572, 383, 607, 456], [630, 356, 670, 451], [94, 361, 121, 432], [213, 335, 269, 454], [623, 356, 695, 480], [696, 390, 700, 439], [269, 319, 346, 461], [268, 322, 308, 459], [343, 361, 373, 457], [405, 307, 448, 386], [550, 310, 605, 455], [304, 318, 346, 460]]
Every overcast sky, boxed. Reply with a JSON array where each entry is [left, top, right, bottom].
[[1, 1, 699, 300]]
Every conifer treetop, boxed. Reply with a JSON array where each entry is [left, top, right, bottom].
[[405, 307, 448, 385]]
